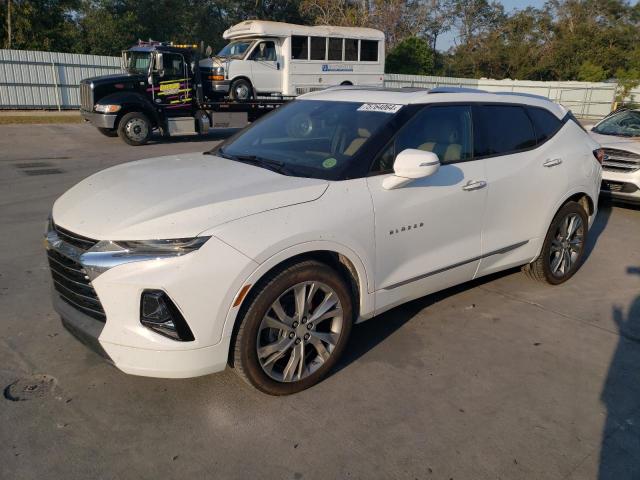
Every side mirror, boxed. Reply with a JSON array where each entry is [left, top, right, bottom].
[[154, 53, 164, 72], [382, 149, 440, 190]]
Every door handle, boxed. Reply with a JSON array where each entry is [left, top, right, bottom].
[[543, 158, 563, 168], [462, 180, 487, 191]]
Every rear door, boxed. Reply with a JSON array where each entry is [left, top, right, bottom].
[[474, 104, 569, 276]]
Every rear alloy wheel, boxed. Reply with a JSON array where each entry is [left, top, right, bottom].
[[117, 112, 151, 146], [523, 201, 588, 284], [232, 261, 353, 395]]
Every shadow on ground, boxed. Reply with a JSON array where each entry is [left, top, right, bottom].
[[145, 128, 240, 145], [599, 265, 640, 479]]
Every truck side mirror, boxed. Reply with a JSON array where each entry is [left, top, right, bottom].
[[154, 53, 164, 72]]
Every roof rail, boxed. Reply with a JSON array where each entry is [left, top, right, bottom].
[[494, 91, 551, 101], [428, 86, 487, 94]]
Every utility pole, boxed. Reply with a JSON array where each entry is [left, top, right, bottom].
[[6, 0, 11, 49]]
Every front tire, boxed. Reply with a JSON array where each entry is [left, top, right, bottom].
[[232, 260, 353, 395], [117, 112, 151, 146], [229, 78, 254, 101], [523, 201, 589, 284]]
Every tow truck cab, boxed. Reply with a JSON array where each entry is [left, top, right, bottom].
[[80, 41, 217, 145]]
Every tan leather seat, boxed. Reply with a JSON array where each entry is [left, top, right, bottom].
[[344, 128, 371, 156], [418, 141, 462, 162]]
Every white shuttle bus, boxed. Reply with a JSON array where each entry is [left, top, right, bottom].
[[204, 20, 385, 100]]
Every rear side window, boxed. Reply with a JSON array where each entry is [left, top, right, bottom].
[[474, 105, 536, 157], [328, 38, 343, 60], [527, 107, 562, 143], [291, 36, 308, 60], [360, 40, 378, 61], [310, 37, 326, 60], [345, 39, 358, 61]]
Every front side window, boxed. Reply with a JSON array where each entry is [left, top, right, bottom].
[[592, 110, 640, 137], [310, 37, 326, 60], [291, 36, 308, 60], [217, 40, 253, 59], [162, 53, 185, 78], [216, 100, 401, 180], [370, 105, 473, 173], [345, 39, 358, 61], [473, 105, 536, 157], [328, 38, 343, 61], [250, 41, 276, 61], [360, 40, 378, 62]]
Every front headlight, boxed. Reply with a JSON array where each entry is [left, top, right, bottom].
[[91, 237, 210, 257], [94, 104, 121, 113]]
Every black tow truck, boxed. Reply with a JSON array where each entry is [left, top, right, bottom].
[[80, 41, 292, 146]]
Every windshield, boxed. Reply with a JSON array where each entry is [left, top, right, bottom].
[[593, 110, 640, 137], [214, 100, 402, 180], [125, 51, 151, 75], [217, 40, 253, 59]]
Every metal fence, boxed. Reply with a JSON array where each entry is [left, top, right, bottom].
[[0, 48, 620, 118], [384, 74, 618, 119], [0, 49, 122, 109]]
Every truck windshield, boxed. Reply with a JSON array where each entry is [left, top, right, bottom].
[[125, 51, 152, 75], [213, 100, 403, 180], [592, 110, 640, 137], [217, 40, 253, 59]]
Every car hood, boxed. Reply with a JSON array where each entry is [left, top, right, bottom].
[[52, 153, 329, 240], [589, 131, 640, 153]]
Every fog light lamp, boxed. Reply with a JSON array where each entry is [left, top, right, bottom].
[[140, 290, 194, 341]]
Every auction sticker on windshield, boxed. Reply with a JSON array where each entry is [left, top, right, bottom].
[[357, 104, 403, 114]]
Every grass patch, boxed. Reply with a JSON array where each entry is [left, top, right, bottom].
[[0, 115, 83, 125]]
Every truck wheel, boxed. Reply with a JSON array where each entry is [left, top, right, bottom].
[[117, 112, 151, 146], [230, 79, 253, 101], [97, 128, 118, 137]]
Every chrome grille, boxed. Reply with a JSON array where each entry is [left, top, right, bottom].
[[47, 235, 105, 322], [54, 224, 98, 250], [602, 148, 640, 173], [80, 82, 93, 111]]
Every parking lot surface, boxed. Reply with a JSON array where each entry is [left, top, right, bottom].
[[1, 123, 639, 479]]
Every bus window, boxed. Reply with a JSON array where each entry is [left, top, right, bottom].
[[328, 38, 343, 61], [360, 40, 378, 62], [291, 36, 308, 60], [345, 39, 358, 61], [310, 37, 326, 60]]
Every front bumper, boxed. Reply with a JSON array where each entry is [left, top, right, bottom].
[[601, 170, 640, 204], [46, 224, 259, 378], [80, 109, 117, 129], [211, 80, 230, 94]]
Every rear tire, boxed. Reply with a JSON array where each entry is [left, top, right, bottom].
[[522, 201, 588, 285], [97, 127, 118, 137], [117, 112, 151, 146], [231, 260, 353, 395]]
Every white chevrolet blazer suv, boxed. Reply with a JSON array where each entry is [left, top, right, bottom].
[[46, 87, 602, 394]]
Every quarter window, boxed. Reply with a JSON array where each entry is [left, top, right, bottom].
[[310, 37, 326, 60], [328, 38, 343, 61], [473, 105, 536, 157], [291, 36, 308, 60], [360, 40, 378, 62], [345, 39, 358, 61], [527, 107, 562, 143]]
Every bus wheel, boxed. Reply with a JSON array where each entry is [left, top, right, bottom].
[[117, 112, 151, 146], [97, 128, 118, 137], [230, 79, 254, 101]]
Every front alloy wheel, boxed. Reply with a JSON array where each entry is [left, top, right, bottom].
[[117, 111, 151, 146], [232, 260, 353, 395]]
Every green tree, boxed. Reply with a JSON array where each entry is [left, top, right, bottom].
[[577, 61, 606, 82], [385, 36, 435, 75]]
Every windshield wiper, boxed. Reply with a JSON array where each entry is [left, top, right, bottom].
[[207, 149, 291, 175]]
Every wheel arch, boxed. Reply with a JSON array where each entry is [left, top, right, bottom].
[[223, 243, 373, 365]]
